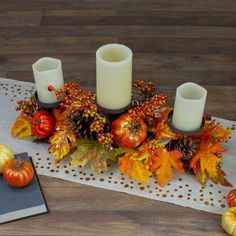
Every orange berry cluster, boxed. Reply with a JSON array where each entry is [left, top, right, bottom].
[[56, 81, 113, 150], [133, 80, 156, 101], [97, 132, 114, 151], [16, 96, 37, 117], [56, 82, 96, 114], [128, 94, 167, 120], [90, 118, 105, 133]]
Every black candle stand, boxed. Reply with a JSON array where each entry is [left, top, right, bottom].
[[34, 91, 60, 109]]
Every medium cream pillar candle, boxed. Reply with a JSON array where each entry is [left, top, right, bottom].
[[96, 43, 132, 110], [32, 57, 64, 104], [172, 82, 207, 131]]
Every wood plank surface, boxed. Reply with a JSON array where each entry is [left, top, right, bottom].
[[1, 0, 235, 235]]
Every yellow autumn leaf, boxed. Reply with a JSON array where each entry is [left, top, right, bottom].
[[118, 152, 152, 184], [11, 112, 32, 139], [213, 125, 232, 142]]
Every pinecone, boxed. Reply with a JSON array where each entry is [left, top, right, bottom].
[[167, 138, 200, 172], [70, 112, 96, 140], [174, 138, 199, 161], [70, 111, 111, 140]]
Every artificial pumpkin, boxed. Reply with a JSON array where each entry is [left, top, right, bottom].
[[222, 207, 236, 236], [31, 110, 55, 139], [3, 159, 34, 187], [227, 189, 236, 207], [0, 144, 14, 174], [112, 113, 147, 148]]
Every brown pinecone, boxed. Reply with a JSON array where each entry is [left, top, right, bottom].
[[167, 138, 200, 172], [174, 138, 199, 161], [70, 112, 96, 140]]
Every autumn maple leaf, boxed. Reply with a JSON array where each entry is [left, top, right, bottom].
[[11, 112, 32, 139], [190, 141, 224, 175], [193, 120, 217, 141], [212, 125, 232, 142], [118, 151, 152, 184], [48, 129, 77, 163], [151, 147, 184, 187], [158, 106, 172, 122], [189, 140, 231, 186], [155, 121, 176, 140], [193, 120, 232, 143], [70, 139, 114, 175]]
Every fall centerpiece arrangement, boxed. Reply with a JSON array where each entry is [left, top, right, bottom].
[[11, 79, 233, 187]]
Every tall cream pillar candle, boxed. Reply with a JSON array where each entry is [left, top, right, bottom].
[[32, 57, 64, 104], [172, 82, 207, 131], [96, 43, 132, 110]]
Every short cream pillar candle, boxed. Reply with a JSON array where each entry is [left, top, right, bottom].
[[172, 82, 207, 131], [32, 57, 64, 104], [96, 43, 132, 111]]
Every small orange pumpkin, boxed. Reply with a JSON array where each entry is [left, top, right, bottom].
[[227, 189, 236, 207], [3, 158, 34, 188], [112, 113, 147, 148]]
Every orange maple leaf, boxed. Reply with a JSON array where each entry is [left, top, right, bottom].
[[119, 154, 133, 175], [118, 152, 152, 184], [151, 148, 184, 187], [190, 140, 226, 185], [159, 106, 172, 122], [212, 125, 232, 142], [194, 120, 232, 143], [194, 120, 217, 140], [155, 121, 176, 140], [52, 108, 69, 122]]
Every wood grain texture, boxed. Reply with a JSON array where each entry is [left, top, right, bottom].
[[1, 0, 235, 235]]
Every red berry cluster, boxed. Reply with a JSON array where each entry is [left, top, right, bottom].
[[128, 94, 167, 120], [15, 96, 37, 117]]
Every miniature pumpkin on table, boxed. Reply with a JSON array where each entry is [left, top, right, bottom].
[[3, 158, 34, 188], [222, 207, 236, 236], [0, 144, 14, 174], [227, 189, 236, 208]]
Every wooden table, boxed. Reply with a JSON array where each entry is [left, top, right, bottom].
[[1, 1, 236, 235]]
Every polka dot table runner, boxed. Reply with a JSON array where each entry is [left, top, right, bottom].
[[0, 77, 235, 215]]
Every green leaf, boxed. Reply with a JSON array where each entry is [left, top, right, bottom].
[[70, 139, 114, 175]]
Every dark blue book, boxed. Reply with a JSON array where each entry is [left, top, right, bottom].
[[0, 152, 48, 224]]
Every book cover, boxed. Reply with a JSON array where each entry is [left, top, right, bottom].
[[0, 152, 48, 224]]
